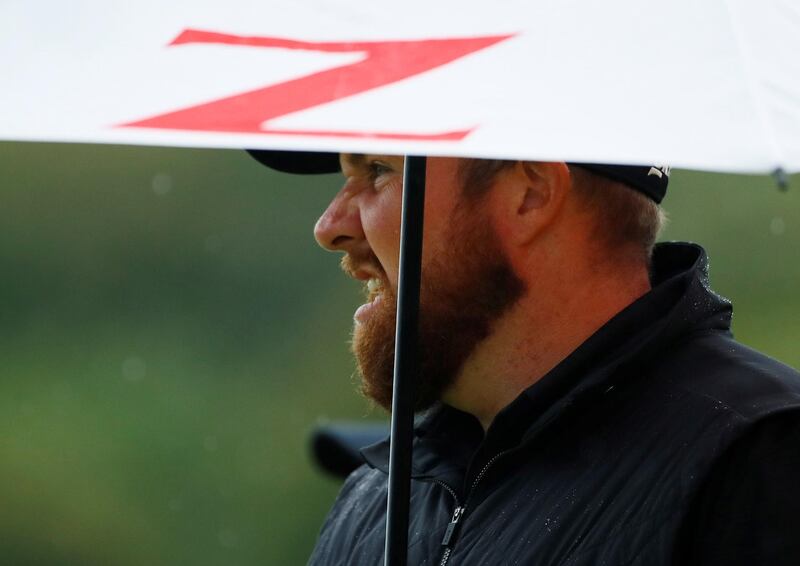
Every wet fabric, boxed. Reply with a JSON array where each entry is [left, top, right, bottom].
[[307, 242, 800, 566]]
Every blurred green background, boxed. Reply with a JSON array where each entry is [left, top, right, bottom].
[[0, 142, 797, 565]]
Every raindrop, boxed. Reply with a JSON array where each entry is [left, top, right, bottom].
[[204, 234, 222, 253], [204, 435, 219, 452], [122, 356, 147, 381], [218, 528, 240, 548], [770, 217, 786, 236], [52, 382, 73, 401], [152, 173, 173, 196]]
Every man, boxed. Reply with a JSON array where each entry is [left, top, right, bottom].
[[251, 151, 800, 565]]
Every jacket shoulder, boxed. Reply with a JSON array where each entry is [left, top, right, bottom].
[[656, 331, 800, 421], [307, 464, 388, 566]]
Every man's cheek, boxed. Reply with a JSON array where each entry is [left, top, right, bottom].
[[363, 209, 402, 285]]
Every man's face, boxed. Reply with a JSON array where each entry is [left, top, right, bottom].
[[314, 155, 524, 411]]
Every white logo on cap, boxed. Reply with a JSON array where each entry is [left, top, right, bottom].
[[648, 165, 671, 179]]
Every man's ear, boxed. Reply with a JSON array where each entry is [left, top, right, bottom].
[[497, 161, 571, 245]]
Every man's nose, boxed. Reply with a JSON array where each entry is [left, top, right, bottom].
[[314, 186, 364, 252]]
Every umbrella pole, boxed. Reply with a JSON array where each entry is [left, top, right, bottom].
[[384, 155, 427, 566]]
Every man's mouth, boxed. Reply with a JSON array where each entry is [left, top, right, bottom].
[[354, 277, 386, 324]]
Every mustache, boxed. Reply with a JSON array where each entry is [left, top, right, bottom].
[[340, 251, 385, 280]]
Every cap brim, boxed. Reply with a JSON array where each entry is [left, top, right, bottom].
[[246, 150, 340, 175]]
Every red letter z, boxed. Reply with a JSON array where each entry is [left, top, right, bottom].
[[122, 29, 514, 141]]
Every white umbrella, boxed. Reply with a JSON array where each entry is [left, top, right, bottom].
[[3, 1, 799, 564], [2, 0, 799, 173]]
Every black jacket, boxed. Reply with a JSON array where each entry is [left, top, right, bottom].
[[308, 242, 800, 565]]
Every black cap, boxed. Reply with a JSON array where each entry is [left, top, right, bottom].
[[247, 150, 340, 175], [569, 163, 669, 204], [247, 150, 668, 203]]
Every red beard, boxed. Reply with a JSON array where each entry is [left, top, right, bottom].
[[351, 207, 525, 412]]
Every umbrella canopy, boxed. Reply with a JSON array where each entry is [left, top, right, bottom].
[[2, 0, 800, 173]]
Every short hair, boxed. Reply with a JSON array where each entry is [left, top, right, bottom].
[[457, 159, 666, 265], [458, 158, 515, 200], [568, 166, 666, 264]]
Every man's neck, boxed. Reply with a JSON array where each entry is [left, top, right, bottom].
[[444, 265, 652, 431]]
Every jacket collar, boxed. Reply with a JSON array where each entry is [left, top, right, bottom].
[[362, 242, 732, 481]]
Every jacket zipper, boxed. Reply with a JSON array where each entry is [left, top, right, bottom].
[[438, 449, 514, 566], [427, 480, 461, 566]]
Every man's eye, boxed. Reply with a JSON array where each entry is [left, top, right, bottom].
[[368, 162, 392, 179]]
